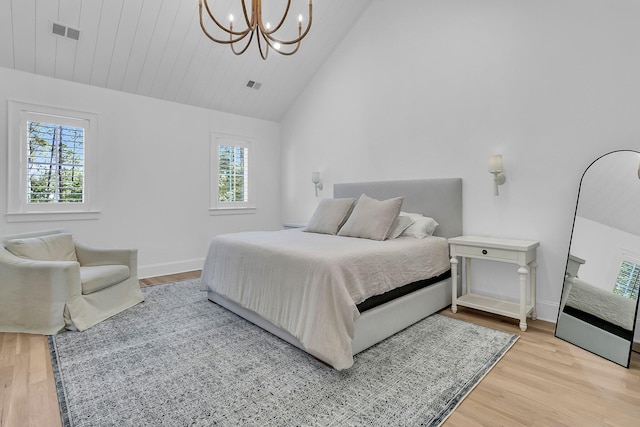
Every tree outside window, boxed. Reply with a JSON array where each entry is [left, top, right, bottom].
[[613, 260, 640, 300], [218, 144, 248, 203], [27, 122, 84, 204]]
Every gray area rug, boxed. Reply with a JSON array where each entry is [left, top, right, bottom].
[[49, 279, 518, 427]]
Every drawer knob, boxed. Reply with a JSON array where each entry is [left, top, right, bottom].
[[482, 249, 488, 255]]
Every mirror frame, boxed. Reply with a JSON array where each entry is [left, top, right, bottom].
[[555, 149, 640, 368]]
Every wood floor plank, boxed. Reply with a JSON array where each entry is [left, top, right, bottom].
[[1, 272, 639, 426]]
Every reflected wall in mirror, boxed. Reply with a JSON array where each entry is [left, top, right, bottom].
[[556, 150, 640, 368]]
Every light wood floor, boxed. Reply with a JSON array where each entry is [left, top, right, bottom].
[[1, 271, 638, 427]]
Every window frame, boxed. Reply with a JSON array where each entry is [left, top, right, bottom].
[[7, 101, 100, 222], [209, 133, 256, 215]]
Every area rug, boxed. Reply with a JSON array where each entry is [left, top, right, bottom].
[[49, 279, 518, 427]]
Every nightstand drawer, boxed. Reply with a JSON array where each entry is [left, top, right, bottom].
[[453, 245, 519, 261]]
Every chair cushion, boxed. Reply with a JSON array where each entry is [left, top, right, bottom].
[[80, 265, 130, 295], [5, 233, 78, 261]]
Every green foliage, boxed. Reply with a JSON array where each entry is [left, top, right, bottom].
[[27, 122, 84, 203], [218, 144, 247, 202], [613, 260, 640, 300]]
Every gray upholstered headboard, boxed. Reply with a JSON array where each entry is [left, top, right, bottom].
[[334, 178, 462, 239]]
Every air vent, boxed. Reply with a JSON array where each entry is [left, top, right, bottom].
[[246, 80, 262, 90], [50, 22, 80, 41]]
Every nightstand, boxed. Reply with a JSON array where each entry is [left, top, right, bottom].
[[449, 235, 540, 331]]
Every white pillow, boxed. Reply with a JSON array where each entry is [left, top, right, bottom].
[[304, 198, 356, 235], [387, 216, 415, 239], [338, 194, 404, 240], [402, 215, 439, 239], [5, 233, 78, 261]]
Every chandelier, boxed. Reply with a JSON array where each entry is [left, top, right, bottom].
[[198, 0, 313, 60]]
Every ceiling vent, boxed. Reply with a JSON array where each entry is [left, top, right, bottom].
[[50, 22, 80, 41], [246, 80, 262, 90]]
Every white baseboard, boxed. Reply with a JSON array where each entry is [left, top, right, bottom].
[[138, 258, 204, 279]]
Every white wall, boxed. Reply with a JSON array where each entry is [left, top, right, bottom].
[[0, 67, 282, 278], [280, 0, 640, 322]]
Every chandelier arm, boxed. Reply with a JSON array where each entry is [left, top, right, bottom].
[[200, 16, 251, 44], [200, 0, 250, 37], [256, 30, 270, 60], [259, 0, 292, 35], [262, 2, 312, 45], [260, 30, 300, 57], [230, 30, 256, 56], [240, 0, 254, 30]]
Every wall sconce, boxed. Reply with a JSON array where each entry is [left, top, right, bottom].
[[488, 155, 506, 196], [311, 172, 323, 197]]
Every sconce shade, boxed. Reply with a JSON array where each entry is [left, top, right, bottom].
[[488, 154, 506, 196], [311, 171, 323, 196], [311, 172, 320, 184], [488, 155, 503, 173]]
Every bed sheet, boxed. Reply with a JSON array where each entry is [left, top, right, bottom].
[[200, 229, 450, 369]]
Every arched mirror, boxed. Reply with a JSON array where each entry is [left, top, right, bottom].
[[555, 150, 640, 368]]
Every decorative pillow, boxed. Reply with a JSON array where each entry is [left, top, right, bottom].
[[402, 215, 439, 239], [304, 198, 356, 235], [5, 233, 78, 262], [387, 215, 415, 239], [338, 194, 404, 240]]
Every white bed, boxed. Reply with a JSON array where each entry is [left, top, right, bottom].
[[200, 178, 463, 369]]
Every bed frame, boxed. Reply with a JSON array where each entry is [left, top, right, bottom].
[[209, 178, 463, 360]]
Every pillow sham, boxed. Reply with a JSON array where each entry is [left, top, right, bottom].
[[5, 233, 78, 262], [337, 194, 404, 241], [387, 215, 415, 239], [402, 215, 439, 238], [304, 198, 356, 235]]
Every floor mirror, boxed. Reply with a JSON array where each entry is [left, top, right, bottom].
[[555, 150, 640, 367]]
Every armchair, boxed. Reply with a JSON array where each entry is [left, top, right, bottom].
[[0, 229, 144, 335]]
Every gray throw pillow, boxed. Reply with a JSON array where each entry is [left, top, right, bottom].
[[338, 194, 404, 240], [304, 198, 356, 235]]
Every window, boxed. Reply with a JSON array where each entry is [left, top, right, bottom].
[[613, 259, 640, 300], [7, 101, 99, 221], [27, 122, 84, 204], [210, 134, 255, 214]]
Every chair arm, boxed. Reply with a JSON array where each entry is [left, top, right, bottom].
[[74, 242, 138, 277], [0, 247, 82, 299]]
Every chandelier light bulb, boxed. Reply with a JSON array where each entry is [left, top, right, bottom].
[[228, 14, 234, 22]]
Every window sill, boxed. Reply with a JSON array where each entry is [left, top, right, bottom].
[[209, 207, 257, 216], [6, 210, 101, 223]]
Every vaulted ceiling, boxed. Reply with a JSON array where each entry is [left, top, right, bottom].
[[0, 0, 372, 121]]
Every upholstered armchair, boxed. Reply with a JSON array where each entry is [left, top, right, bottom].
[[0, 229, 144, 335]]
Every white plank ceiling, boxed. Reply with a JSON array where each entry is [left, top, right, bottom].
[[0, 0, 372, 121]]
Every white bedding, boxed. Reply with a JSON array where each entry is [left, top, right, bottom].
[[565, 277, 636, 331], [200, 229, 450, 369]]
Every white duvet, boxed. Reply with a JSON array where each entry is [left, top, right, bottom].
[[200, 229, 450, 369]]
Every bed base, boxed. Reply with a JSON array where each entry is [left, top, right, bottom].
[[209, 275, 461, 359]]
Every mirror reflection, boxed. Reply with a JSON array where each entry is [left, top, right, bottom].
[[556, 150, 640, 368]]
